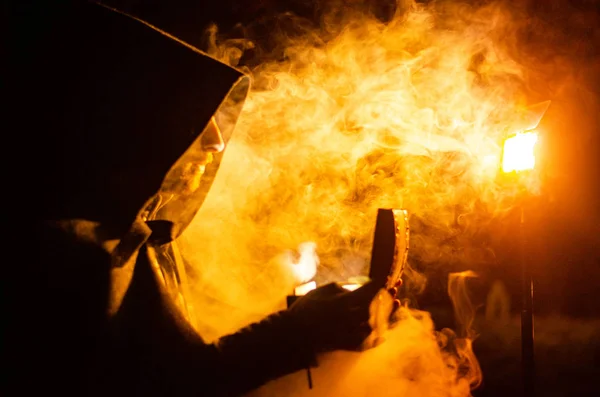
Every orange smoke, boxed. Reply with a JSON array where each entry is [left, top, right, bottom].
[[177, 0, 573, 395], [204, 0, 545, 273]]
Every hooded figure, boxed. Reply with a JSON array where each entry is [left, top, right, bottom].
[[6, 2, 382, 396]]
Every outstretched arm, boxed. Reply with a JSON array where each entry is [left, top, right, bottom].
[[28, 221, 379, 396]]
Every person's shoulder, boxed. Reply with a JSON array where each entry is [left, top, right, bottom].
[[39, 219, 114, 274]]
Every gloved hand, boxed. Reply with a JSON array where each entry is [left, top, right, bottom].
[[287, 281, 382, 353]]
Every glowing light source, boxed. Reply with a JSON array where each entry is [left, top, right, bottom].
[[294, 281, 317, 296], [501, 131, 538, 173], [289, 242, 319, 283], [293, 282, 362, 296], [341, 283, 362, 291]]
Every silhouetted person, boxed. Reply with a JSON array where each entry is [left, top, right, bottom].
[[5, 1, 382, 396]]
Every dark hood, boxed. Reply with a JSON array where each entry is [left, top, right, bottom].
[[7, 1, 249, 235]]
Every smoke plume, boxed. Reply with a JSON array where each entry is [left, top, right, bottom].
[[175, 0, 599, 395]]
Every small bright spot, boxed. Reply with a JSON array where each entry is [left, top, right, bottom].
[[294, 281, 317, 296], [501, 131, 538, 173]]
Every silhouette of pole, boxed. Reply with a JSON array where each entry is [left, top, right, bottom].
[[520, 203, 535, 396]]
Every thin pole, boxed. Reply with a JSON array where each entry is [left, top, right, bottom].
[[520, 204, 535, 396]]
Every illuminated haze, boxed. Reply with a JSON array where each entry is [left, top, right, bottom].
[[175, 0, 586, 395]]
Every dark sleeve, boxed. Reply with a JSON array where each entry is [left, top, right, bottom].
[[213, 309, 316, 394], [104, 245, 315, 397], [16, 224, 313, 397]]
